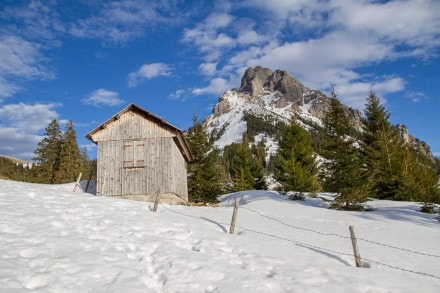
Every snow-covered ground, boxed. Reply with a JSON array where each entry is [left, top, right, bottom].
[[1, 179, 439, 292]]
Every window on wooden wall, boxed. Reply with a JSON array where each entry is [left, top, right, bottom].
[[123, 141, 146, 168]]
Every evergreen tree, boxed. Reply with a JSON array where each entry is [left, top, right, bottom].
[[396, 148, 440, 210], [251, 141, 267, 190], [55, 121, 82, 183], [274, 119, 320, 194], [33, 119, 63, 183], [224, 135, 268, 191], [322, 89, 368, 209], [362, 91, 404, 199], [186, 115, 227, 203], [230, 135, 256, 191]]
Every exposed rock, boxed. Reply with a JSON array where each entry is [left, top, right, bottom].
[[309, 98, 330, 121], [239, 67, 305, 106], [239, 66, 273, 97], [263, 70, 304, 103], [397, 124, 434, 161], [212, 95, 231, 117]]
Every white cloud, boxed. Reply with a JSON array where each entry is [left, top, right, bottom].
[[69, 0, 182, 44], [0, 36, 47, 77], [205, 12, 234, 29], [328, 77, 405, 109], [183, 12, 270, 63], [192, 77, 233, 96], [0, 127, 42, 160], [245, 0, 326, 30], [0, 0, 64, 46], [329, 0, 440, 56], [199, 63, 217, 76], [82, 89, 125, 107], [0, 35, 53, 100], [0, 77, 19, 102], [128, 63, 172, 87], [0, 102, 61, 133], [169, 89, 188, 101], [184, 0, 440, 110], [404, 91, 429, 103], [0, 103, 61, 160]]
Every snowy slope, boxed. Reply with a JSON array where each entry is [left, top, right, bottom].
[[204, 89, 326, 156], [1, 179, 440, 292]]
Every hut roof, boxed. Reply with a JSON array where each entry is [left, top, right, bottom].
[[85, 103, 194, 162]]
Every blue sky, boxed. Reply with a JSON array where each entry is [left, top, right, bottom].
[[1, 0, 439, 160]]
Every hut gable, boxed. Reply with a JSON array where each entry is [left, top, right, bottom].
[[85, 104, 193, 203], [86, 103, 192, 161]]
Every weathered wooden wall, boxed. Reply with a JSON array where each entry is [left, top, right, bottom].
[[90, 111, 175, 142], [92, 111, 189, 202]]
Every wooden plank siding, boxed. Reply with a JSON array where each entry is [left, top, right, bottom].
[[88, 105, 192, 203], [90, 111, 175, 142]]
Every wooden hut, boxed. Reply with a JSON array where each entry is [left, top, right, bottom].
[[86, 103, 193, 203]]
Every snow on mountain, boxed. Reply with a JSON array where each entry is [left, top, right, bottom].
[[204, 66, 434, 160], [1, 179, 440, 292], [204, 66, 342, 153]]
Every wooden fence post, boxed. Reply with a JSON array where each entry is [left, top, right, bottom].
[[73, 173, 83, 192], [229, 198, 240, 234], [349, 225, 362, 267], [153, 188, 161, 212]]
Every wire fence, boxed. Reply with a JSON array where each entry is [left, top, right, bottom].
[[241, 205, 440, 258], [158, 202, 440, 281]]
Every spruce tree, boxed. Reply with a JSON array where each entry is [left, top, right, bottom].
[[186, 115, 226, 203], [33, 119, 63, 183], [322, 90, 368, 209], [274, 119, 320, 194], [362, 91, 404, 199], [55, 121, 82, 183], [251, 141, 267, 190], [230, 135, 256, 191], [396, 148, 440, 210]]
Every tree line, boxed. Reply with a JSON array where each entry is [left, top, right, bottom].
[[33, 120, 95, 184], [186, 90, 440, 211], [0, 120, 95, 184]]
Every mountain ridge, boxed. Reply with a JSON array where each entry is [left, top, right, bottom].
[[203, 66, 433, 160]]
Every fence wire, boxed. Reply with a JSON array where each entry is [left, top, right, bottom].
[[241, 205, 440, 258], [158, 203, 440, 280]]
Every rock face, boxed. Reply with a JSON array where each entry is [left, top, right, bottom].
[[238, 66, 273, 97], [239, 66, 304, 104], [212, 95, 231, 117], [263, 70, 304, 103], [396, 124, 434, 161]]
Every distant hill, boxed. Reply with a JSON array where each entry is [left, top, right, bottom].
[[0, 155, 33, 181], [0, 155, 31, 166]]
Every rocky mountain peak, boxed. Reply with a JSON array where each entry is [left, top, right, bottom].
[[239, 66, 273, 97], [239, 66, 305, 104], [206, 66, 433, 162]]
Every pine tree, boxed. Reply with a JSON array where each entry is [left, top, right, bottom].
[[322, 89, 368, 209], [55, 121, 82, 183], [33, 119, 63, 183], [362, 91, 404, 199], [274, 119, 319, 194], [186, 114, 227, 203]]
